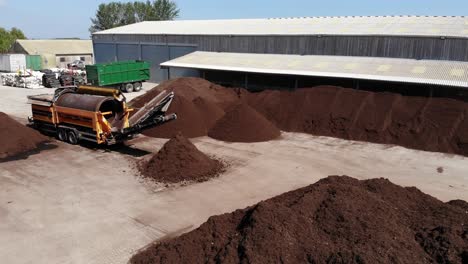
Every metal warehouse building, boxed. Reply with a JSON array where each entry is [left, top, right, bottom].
[[92, 16, 468, 98]]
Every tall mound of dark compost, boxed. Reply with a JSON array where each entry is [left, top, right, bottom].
[[132, 77, 240, 109], [130, 77, 240, 139], [141, 95, 207, 138], [192, 96, 225, 129], [131, 176, 468, 264], [246, 86, 468, 155], [131, 77, 468, 154]]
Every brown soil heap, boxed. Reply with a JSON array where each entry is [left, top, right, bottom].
[[132, 77, 468, 155], [131, 176, 468, 264], [139, 133, 223, 183], [156, 77, 241, 107], [246, 86, 468, 155], [192, 96, 225, 129], [0, 112, 48, 160], [130, 78, 239, 139], [141, 96, 207, 138], [131, 77, 240, 109], [208, 103, 281, 142]]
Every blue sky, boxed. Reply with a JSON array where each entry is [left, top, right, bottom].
[[0, 0, 467, 39]]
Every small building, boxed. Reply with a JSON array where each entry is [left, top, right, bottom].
[[11, 39, 94, 69]]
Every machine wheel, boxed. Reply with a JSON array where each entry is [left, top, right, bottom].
[[120, 83, 127, 92], [57, 128, 67, 141], [124, 83, 134, 93], [133, 82, 142, 92], [67, 130, 79, 145]]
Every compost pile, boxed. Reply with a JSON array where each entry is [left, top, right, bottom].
[[193, 96, 225, 129], [131, 78, 468, 155], [131, 176, 468, 264], [246, 86, 468, 155], [139, 133, 224, 183], [130, 78, 239, 138], [140, 95, 208, 138], [208, 102, 281, 142], [0, 112, 48, 160]]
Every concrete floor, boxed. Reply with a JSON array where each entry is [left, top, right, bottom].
[[0, 85, 467, 264]]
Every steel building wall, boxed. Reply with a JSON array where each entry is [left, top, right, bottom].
[[116, 44, 139, 61], [0, 54, 27, 72], [168, 46, 198, 79], [93, 34, 200, 82], [93, 34, 468, 83], [94, 34, 468, 62], [94, 43, 116, 63], [141, 44, 169, 81]]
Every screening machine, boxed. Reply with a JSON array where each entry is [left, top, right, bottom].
[[27, 85, 176, 145]]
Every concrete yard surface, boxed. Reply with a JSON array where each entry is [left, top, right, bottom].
[[1, 133, 467, 264], [1, 83, 467, 264]]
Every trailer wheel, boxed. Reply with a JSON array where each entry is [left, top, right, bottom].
[[67, 130, 79, 145], [133, 82, 142, 92], [57, 128, 67, 141], [124, 83, 134, 93]]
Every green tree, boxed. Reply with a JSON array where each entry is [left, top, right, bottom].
[[0, 27, 26, 53], [10, 27, 26, 40], [89, 0, 180, 34], [0, 28, 10, 52], [151, 0, 179, 20], [89, 3, 125, 33]]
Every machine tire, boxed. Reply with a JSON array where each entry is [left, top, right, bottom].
[[124, 83, 134, 93], [120, 83, 127, 93], [67, 130, 79, 145], [57, 128, 67, 141], [133, 82, 142, 92]]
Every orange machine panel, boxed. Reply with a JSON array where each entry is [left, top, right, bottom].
[[31, 104, 55, 123]]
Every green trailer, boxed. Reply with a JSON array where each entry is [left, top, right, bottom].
[[85, 60, 150, 93]]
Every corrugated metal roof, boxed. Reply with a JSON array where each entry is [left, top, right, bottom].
[[15, 39, 93, 55], [160, 51, 468, 88], [94, 16, 468, 38]]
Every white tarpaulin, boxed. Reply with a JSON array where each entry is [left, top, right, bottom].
[[1, 70, 44, 89]]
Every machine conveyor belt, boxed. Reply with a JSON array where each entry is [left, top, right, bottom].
[[128, 90, 175, 127]]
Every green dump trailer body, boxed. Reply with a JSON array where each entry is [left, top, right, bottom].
[[85, 60, 150, 87]]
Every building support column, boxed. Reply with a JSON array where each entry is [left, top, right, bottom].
[[244, 73, 249, 90], [355, 79, 360, 90], [138, 42, 142, 60], [113, 43, 117, 62]]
